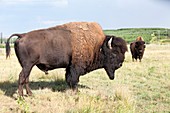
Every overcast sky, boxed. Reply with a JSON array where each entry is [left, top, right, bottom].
[[0, 0, 170, 37]]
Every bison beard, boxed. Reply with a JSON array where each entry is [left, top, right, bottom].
[[6, 22, 127, 96]]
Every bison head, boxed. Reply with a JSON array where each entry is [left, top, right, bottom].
[[102, 35, 128, 80], [135, 41, 146, 55]]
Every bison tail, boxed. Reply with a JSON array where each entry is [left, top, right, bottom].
[[5, 34, 24, 59], [6, 41, 10, 59]]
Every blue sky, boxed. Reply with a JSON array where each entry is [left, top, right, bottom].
[[0, 0, 170, 37]]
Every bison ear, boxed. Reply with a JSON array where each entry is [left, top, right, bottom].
[[107, 37, 113, 49]]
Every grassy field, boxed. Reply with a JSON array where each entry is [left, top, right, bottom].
[[0, 44, 170, 113]]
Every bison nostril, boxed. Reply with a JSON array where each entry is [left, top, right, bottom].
[[119, 63, 122, 67]]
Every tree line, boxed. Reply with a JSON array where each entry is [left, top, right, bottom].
[[104, 28, 170, 44], [1, 28, 170, 47]]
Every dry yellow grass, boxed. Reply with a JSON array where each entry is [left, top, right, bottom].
[[0, 44, 170, 113]]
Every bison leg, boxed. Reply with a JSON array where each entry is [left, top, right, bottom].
[[18, 70, 24, 96], [139, 55, 143, 62], [25, 77, 32, 96], [139, 57, 142, 62], [18, 66, 33, 96], [132, 54, 135, 62], [65, 66, 79, 91], [132, 57, 134, 62]]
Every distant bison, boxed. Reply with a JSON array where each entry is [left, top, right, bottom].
[[6, 22, 128, 96], [130, 38, 146, 62]]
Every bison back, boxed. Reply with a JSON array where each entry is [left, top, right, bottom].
[[58, 22, 105, 71]]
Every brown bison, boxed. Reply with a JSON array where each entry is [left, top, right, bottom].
[[130, 39, 146, 62], [6, 22, 128, 96]]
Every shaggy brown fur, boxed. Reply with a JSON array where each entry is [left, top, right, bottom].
[[57, 22, 105, 71]]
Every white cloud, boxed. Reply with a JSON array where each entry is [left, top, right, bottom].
[[0, 0, 69, 7], [0, 0, 32, 4], [52, 0, 69, 7], [41, 19, 77, 26], [42, 20, 60, 25]]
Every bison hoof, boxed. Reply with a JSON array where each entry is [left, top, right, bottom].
[[72, 87, 79, 95], [18, 91, 24, 97], [27, 91, 33, 96], [69, 84, 78, 93], [45, 71, 48, 75]]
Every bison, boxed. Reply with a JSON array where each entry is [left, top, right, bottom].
[[130, 39, 146, 62], [6, 22, 128, 96]]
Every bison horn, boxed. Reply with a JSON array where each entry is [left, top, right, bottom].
[[108, 37, 113, 49]]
